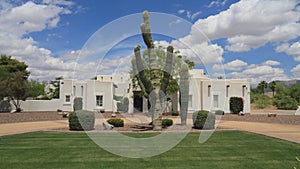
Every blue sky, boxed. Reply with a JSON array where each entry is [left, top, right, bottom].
[[0, 0, 299, 85]]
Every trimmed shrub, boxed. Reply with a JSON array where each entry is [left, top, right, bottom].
[[107, 118, 124, 127], [73, 97, 83, 111], [171, 111, 180, 116], [193, 110, 215, 130], [162, 119, 173, 128], [230, 97, 244, 114], [69, 110, 95, 130], [215, 110, 224, 115]]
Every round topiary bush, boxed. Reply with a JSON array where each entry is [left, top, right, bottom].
[[69, 110, 95, 131], [107, 118, 124, 127], [162, 118, 173, 128], [192, 110, 215, 130]]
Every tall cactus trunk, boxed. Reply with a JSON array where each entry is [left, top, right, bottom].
[[132, 11, 175, 130], [180, 63, 189, 125]]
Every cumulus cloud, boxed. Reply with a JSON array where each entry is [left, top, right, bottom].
[[226, 62, 289, 84], [186, 0, 300, 52], [213, 59, 247, 71], [291, 64, 300, 78], [276, 42, 300, 61], [0, 1, 74, 80], [262, 60, 281, 66]]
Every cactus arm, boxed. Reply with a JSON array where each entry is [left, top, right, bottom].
[[131, 57, 148, 98], [161, 46, 174, 94], [179, 63, 189, 125], [140, 10, 154, 49], [134, 45, 152, 95]]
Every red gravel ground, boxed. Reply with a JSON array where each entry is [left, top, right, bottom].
[[0, 111, 64, 124], [1, 111, 300, 125]]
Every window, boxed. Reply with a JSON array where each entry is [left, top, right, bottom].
[[208, 85, 211, 97], [226, 85, 230, 97], [65, 95, 71, 103], [242, 85, 246, 97], [188, 95, 193, 108], [73, 86, 76, 96], [96, 95, 103, 107], [81, 86, 84, 97], [213, 95, 219, 108]]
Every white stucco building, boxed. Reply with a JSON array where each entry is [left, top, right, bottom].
[[20, 69, 250, 113]]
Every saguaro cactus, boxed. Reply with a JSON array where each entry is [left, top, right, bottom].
[[132, 11, 175, 130], [132, 11, 190, 130], [180, 63, 189, 125]]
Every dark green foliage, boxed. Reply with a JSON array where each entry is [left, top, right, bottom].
[[193, 110, 215, 129], [289, 84, 300, 104], [73, 97, 83, 111], [162, 118, 173, 127], [230, 97, 244, 114], [269, 81, 276, 97], [251, 93, 271, 109], [68, 110, 95, 130], [171, 111, 179, 116], [27, 80, 46, 99], [107, 118, 124, 127], [0, 100, 12, 112], [48, 76, 63, 99], [273, 94, 298, 110], [214, 110, 224, 115], [257, 81, 268, 94], [117, 97, 129, 112], [0, 55, 30, 111]]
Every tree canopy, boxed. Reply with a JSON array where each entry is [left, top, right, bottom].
[[0, 55, 30, 111]]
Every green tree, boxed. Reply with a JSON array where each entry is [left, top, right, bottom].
[[48, 76, 63, 99], [273, 93, 298, 110], [289, 84, 300, 104], [268, 81, 276, 97], [27, 80, 46, 99], [257, 81, 268, 94], [0, 55, 30, 112]]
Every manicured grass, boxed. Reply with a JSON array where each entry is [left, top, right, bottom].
[[0, 131, 299, 169]]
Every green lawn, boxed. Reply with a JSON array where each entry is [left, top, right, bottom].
[[0, 131, 299, 169]]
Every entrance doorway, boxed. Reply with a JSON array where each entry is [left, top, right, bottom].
[[133, 91, 143, 112]]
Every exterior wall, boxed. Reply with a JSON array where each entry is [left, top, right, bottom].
[[187, 77, 250, 113], [186, 69, 250, 113], [20, 99, 61, 112], [85, 80, 114, 112]]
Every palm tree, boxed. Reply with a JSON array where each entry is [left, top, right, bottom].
[[257, 81, 268, 94], [269, 81, 276, 97]]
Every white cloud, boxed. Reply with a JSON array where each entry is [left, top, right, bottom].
[[207, 0, 228, 8], [262, 60, 280, 66], [213, 59, 247, 71], [0, 1, 74, 81], [187, 0, 300, 51], [226, 64, 289, 85], [177, 9, 185, 14], [171, 40, 224, 65], [42, 0, 74, 6], [291, 64, 300, 78], [276, 42, 300, 62]]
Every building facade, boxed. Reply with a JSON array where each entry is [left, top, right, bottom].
[[19, 69, 250, 113]]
